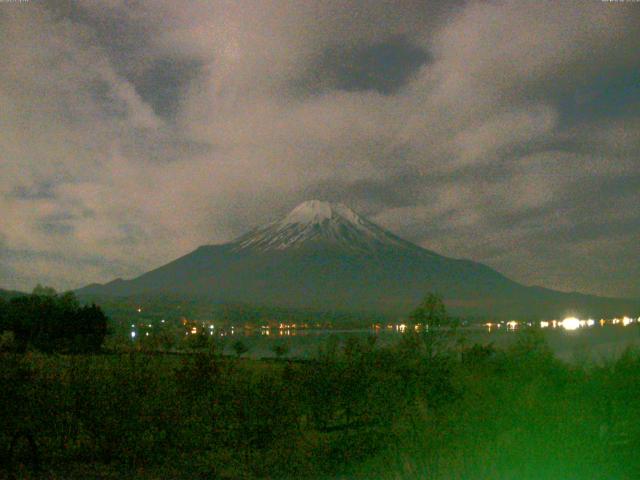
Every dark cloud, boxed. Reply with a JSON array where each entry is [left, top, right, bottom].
[[557, 67, 640, 125], [135, 57, 202, 118], [302, 37, 430, 95], [11, 183, 57, 200]]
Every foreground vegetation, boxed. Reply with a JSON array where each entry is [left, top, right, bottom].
[[2, 290, 640, 478], [1, 331, 640, 479], [0, 286, 107, 354]]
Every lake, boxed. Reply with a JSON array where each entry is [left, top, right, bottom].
[[216, 323, 640, 362]]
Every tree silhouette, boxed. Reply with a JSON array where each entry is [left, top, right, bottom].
[[232, 339, 249, 358], [4, 288, 107, 353], [408, 292, 459, 358]]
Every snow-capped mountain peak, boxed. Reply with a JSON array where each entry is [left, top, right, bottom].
[[281, 200, 362, 227], [231, 200, 419, 254]]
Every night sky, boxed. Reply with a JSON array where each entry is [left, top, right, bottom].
[[1, 0, 639, 298]]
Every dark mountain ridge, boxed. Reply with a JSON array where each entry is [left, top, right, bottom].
[[77, 201, 639, 320]]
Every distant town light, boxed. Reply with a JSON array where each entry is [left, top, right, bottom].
[[586, 319, 595, 327], [540, 321, 549, 328], [131, 331, 136, 339], [561, 317, 580, 331]]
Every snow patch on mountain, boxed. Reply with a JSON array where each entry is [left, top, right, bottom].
[[280, 200, 363, 227], [231, 200, 430, 254]]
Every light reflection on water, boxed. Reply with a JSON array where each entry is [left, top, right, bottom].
[[213, 322, 640, 362], [131, 315, 640, 362]]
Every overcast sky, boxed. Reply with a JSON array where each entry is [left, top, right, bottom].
[[1, 0, 639, 298]]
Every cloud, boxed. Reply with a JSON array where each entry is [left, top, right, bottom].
[[1, 0, 639, 298]]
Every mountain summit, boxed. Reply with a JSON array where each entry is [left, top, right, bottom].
[[282, 200, 357, 225], [77, 201, 638, 319], [232, 200, 422, 254]]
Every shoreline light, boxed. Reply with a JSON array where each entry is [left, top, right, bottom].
[[561, 317, 580, 331]]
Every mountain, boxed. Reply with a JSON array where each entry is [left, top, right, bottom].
[[77, 200, 639, 320]]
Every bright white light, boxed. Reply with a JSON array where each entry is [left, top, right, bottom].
[[131, 331, 136, 339], [540, 321, 549, 328], [586, 319, 595, 327], [145, 332, 149, 336], [623, 316, 633, 327], [507, 321, 518, 330], [561, 317, 580, 331]]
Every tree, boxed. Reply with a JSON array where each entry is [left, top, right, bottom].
[[0, 296, 7, 332], [408, 293, 459, 358], [4, 290, 108, 353], [232, 339, 249, 358], [32, 284, 57, 297], [72, 304, 108, 353]]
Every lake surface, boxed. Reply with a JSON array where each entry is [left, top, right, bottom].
[[218, 324, 640, 362]]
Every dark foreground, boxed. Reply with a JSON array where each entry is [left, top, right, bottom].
[[2, 331, 640, 479]]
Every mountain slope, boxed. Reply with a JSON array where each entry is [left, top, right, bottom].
[[77, 201, 639, 319]]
